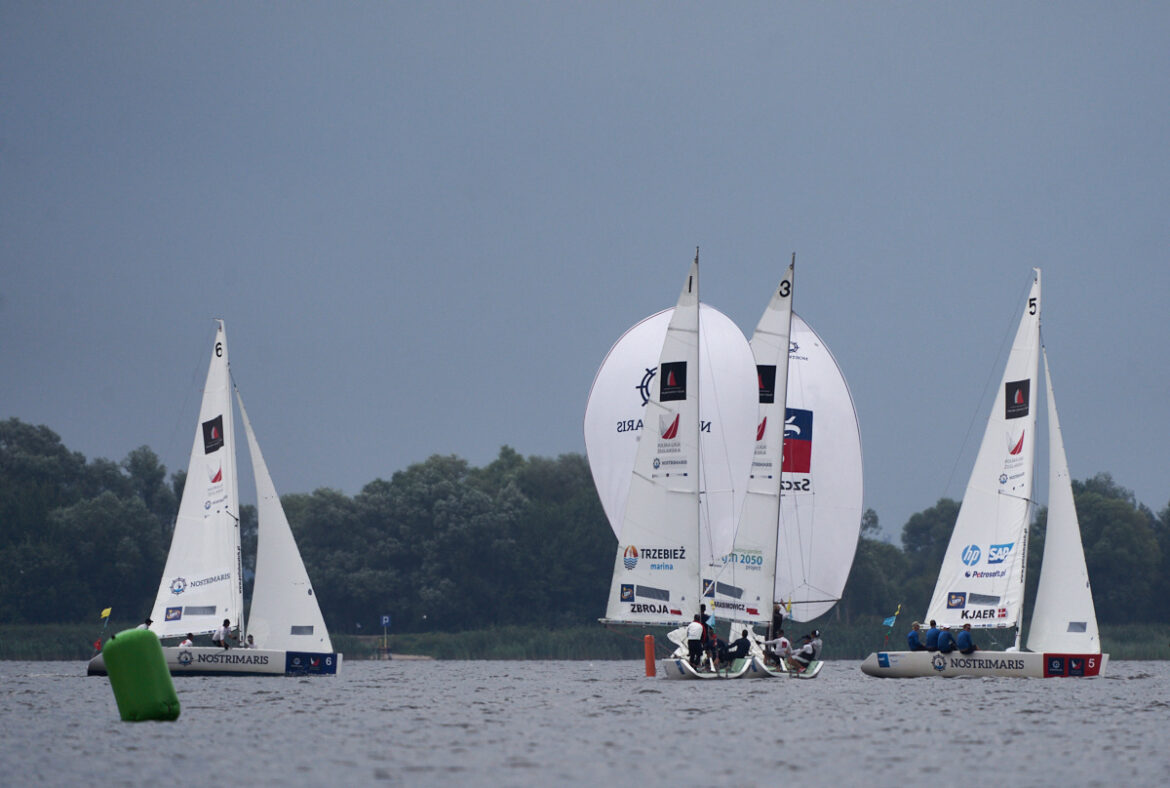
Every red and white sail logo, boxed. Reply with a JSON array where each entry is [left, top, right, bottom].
[[756, 417, 767, 442], [660, 413, 680, 440]]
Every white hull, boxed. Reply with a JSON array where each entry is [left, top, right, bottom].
[[860, 650, 1108, 678], [660, 657, 753, 680], [87, 647, 342, 677], [743, 655, 823, 679]]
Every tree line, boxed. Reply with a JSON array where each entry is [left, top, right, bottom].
[[3, 416, 1168, 634]]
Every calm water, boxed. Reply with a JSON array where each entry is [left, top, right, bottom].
[[2, 659, 1167, 786]]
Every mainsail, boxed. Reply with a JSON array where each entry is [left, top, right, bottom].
[[1025, 348, 1100, 653], [584, 294, 757, 575], [599, 256, 756, 625], [149, 320, 243, 638], [710, 261, 794, 624], [924, 270, 1041, 630], [238, 390, 333, 653]]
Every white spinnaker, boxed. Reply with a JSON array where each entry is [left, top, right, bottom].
[[775, 313, 864, 622], [712, 262, 794, 624], [238, 391, 333, 653], [925, 270, 1041, 630], [1026, 348, 1100, 653], [603, 257, 705, 625], [150, 320, 243, 638], [584, 306, 757, 567]]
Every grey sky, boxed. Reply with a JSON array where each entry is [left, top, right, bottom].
[[3, 3, 1167, 539]]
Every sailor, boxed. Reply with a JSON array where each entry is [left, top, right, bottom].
[[244, 634, 256, 649], [925, 620, 941, 651], [770, 603, 785, 641], [937, 625, 956, 654], [686, 615, 704, 667], [789, 634, 816, 672], [956, 623, 978, 655], [764, 629, 792, 665], [810, 629, 823, 660], [906, 622, 926, 651], [178, 633, 194, 647], [210, 618, 235, 650], [723, 629, 752, 665], [136, 617, 153, 631]]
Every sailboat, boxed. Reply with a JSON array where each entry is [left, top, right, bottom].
[[861, 270, 1107, 678], [587, 252, 758, 679], [88, 321, 341, 677], [707, 259, 864, 678]]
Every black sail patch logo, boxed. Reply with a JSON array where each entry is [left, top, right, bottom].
[[1004, 380, 1030, 420], [202, 415, 225, 454], [757, 365, 777, 404], [659, 362, 687, 402]]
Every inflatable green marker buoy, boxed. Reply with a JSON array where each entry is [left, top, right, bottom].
[[103, 629, 180, 722]]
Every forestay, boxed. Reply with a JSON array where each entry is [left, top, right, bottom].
[[924, 271, 1041, 630], [149, 320, 244, 639]]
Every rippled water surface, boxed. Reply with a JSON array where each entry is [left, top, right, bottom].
[[2, 659, 1167, 786]]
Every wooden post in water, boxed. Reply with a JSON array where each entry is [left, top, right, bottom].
[[643, 635, 656, 677]]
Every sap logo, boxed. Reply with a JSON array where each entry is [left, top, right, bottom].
[[947, 592, 967, 609], [961, 545, 981, 566], [987, 543, 1014, 564]]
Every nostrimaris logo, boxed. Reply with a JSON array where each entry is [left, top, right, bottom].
[[961, 545, 981, 566], [660, 413, 680, 440], [947, 592, 967, 609], [623, 546, 638, 570], [170, 577, 187, 595], [932, 654, 947, 672], [987, 543, 1014, 564], [177, 650, 193, 666]]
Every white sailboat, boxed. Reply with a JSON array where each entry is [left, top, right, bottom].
[[89, 321, 341, 677], [708, 259, 863, 679], [587, 253, 758, 678], [862, 270, 1107, 678]]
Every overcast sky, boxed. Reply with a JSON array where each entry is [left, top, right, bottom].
[[3, 2, 1167, 539]]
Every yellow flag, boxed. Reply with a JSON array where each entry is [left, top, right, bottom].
[[100, 607, 112, 619], [784, 598, 792, 613]]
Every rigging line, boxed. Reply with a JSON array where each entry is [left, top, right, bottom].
[[941, 273, 1035, 500]]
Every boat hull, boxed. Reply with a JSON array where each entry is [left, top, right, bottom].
[[661, 657, 752, 680], [87, 647, 343, 677], [743, 655, 823, 679], [860, 650, 1108, 678]]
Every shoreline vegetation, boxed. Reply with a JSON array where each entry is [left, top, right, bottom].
[[5, 622, 1168, 662]]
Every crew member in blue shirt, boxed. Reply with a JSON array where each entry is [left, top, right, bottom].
[[956, 623, 978, 655], [936, 625, 956, 654], [925, 620, 940, 651], [906, 621, 926, 651]]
